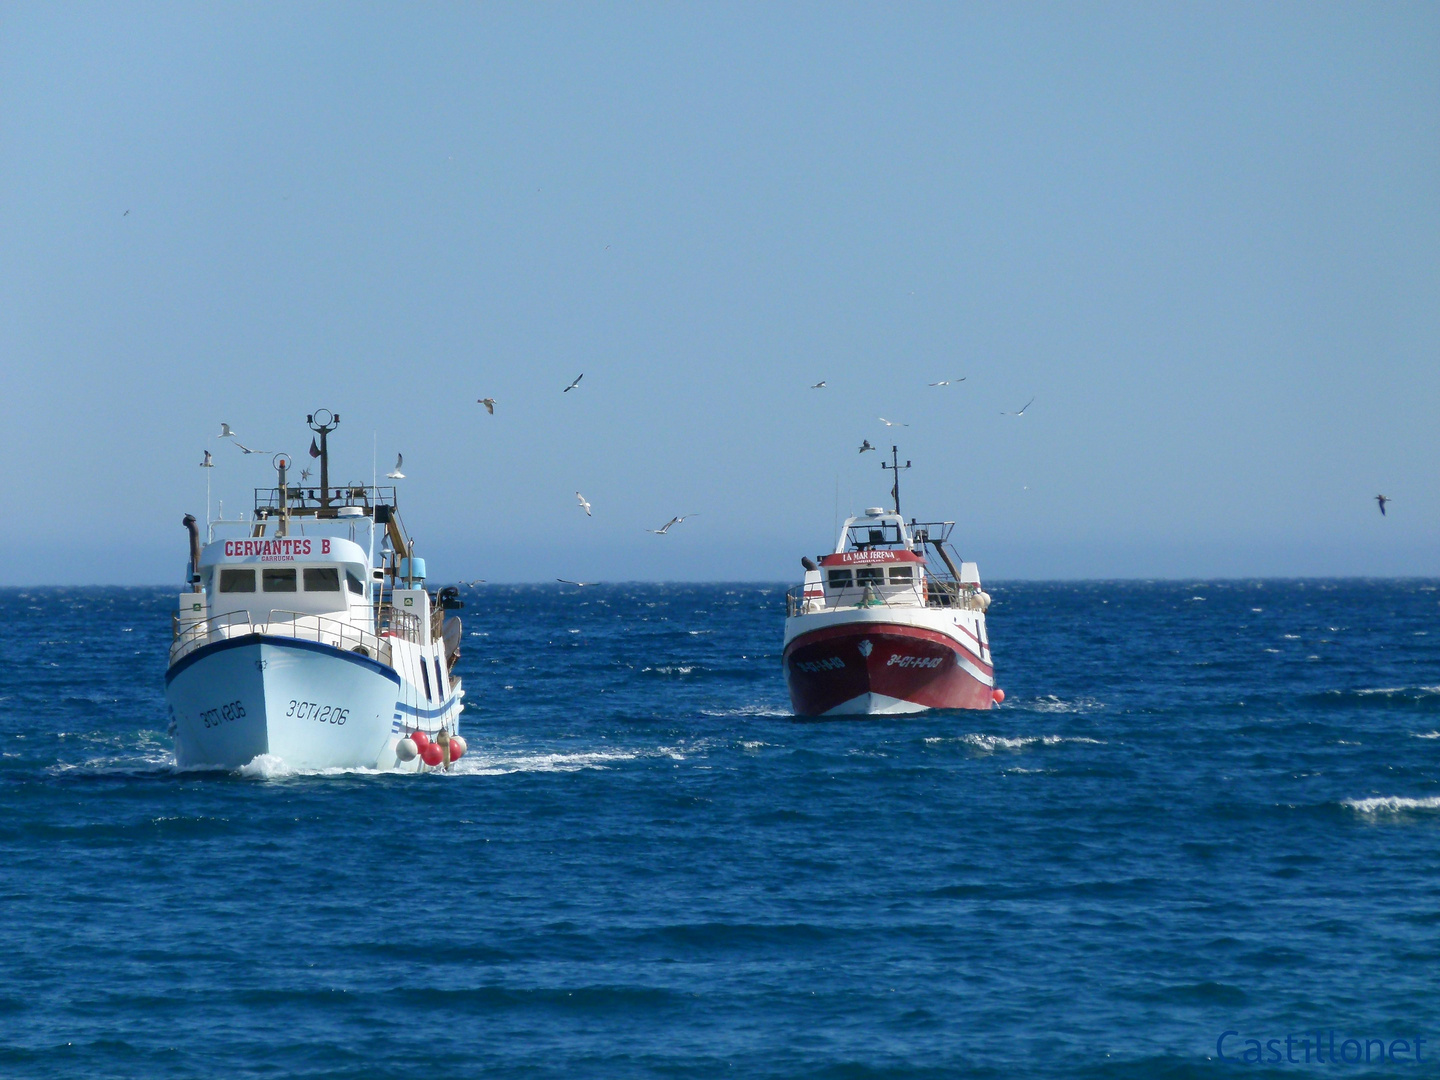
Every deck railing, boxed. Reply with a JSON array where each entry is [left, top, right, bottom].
[[785, 579, 989, 616], [169, 609, 391, 667]]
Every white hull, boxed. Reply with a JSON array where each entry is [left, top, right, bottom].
[[166, 635, 448, 771], [822, 692, 928, 716]]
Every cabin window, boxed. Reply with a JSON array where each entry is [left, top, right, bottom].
[[433, 658, 445, 694], [303, 567, 341, 592], [219, 568, 256, 593], [827, 569, 853, 589], [856, 568, 885, 586], [420, 659, 432, 701], [346, 570, 364, 595], [262, 568, 297, 592], [888, 566, 914, 584]]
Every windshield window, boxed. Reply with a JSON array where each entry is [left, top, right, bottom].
[[304, 567, 340, 592], [888, 566, 914, 584], [219, 568, 255, 593], [263, 568, 297, 592], [826, 569, 853, 589]]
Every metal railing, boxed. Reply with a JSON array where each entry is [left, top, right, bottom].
[[379, 608, 422, 644], [785, 578, 988, 616], [169, 609, 391, 666]]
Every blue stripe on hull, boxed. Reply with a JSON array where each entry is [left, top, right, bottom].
[[166, 633, 402, 687]]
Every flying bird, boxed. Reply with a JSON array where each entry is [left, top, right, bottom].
[[199, 450, 213, 468], [387, 454, 405, 479], [1001, 396, 1036, 416], [646, 513, 697, 535], [576, 492, 592, 516], [810, 381, 827, 389], [563, 374, 584, 393], [123, 210, 129, 217], [1376, 495, 1390, 516], [478, 398, 496, 414], [218, 423, 267, 452], [859, 439, 875, 453], [878, 417, 909, 427], [459, 579, 487, 586], [557, 578, 595, 587], [929, 377, 966, 386]]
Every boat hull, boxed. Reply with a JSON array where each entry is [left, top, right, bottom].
[[165, 635, 405, 770], [783, 619, 994, 717]]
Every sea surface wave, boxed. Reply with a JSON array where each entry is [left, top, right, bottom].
[[1, 580, 1437, 1078]]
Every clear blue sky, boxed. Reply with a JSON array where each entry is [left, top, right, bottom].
[[2, 4, 1436, 584]]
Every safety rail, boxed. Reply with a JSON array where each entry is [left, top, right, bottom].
[[379, 608, 422, 644], [169, 609, 391, 667], [786, 578, 989, 615]]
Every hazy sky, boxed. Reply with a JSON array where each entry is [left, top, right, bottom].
[[2, 4, 1436, 585]]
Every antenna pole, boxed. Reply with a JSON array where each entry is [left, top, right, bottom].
[[881, 445, 911, 516], [307, 410, 340, 511]]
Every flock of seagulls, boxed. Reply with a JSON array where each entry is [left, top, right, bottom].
[[205, 364, 1400, 596]]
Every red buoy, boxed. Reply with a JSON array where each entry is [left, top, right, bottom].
[[411, 730, 431, 750], [992, 688, 1005, 704], [449, 741, 464, 762], [421, 743, 444, 767]]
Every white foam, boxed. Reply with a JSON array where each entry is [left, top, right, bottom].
[[952, 733, 1105, 753], [1345, 796, 1440, 814], [453, 749, 639, 776], [1027, 694, 1105, 714], [1413, 732, 1440, 740]]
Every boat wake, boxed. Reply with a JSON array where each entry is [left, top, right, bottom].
[[925, 733, 1106, 754]]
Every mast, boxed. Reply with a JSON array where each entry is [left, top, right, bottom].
[[307, 409, 340, 512], [881, 445, 910, 516]]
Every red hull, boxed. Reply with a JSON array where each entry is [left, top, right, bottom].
[[783, 621, 994, 716]]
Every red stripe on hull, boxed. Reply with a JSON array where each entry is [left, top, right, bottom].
[[784, 621, 994, 717]]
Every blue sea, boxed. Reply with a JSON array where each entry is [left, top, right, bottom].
[[1, 581, 1437, 1078]]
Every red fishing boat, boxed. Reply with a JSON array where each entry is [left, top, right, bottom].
[[783, 448, 999, 716]]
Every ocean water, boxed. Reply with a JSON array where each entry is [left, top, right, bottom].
[[1, 580, 1437, 1079]]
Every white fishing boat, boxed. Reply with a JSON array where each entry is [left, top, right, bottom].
[[165, 411, 465, 771], [783, 447, 1000, 716]]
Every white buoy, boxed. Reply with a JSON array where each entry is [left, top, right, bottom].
[[395, 737, 418, 762]]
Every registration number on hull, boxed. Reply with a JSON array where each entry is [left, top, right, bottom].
[[286, 700, 350, 725]]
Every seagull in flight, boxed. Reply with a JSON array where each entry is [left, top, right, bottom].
[[563, 374, 584, 393], [478, 398, 496, 414], [929, 377, 966, 386], [576, 492, 592, 516], [459, 579, 487, 586], [1376, 495, 1390, 516], [123, 210, 130, 217], [1001, 396, 1036, 416], [859, 439, 875, 453], [810, 380, 827, 389], [878, 417, 909, 427], [217, 422, 268, 453], [199, 450, 213, 468], [646, 513, 697, 535], [557, 578, 595, 587], [387, 454, 405, 479]]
